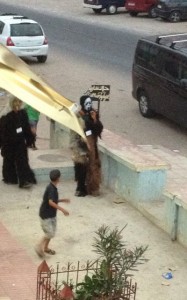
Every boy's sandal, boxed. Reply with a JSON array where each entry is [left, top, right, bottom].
[[44, 249, 56, 255]]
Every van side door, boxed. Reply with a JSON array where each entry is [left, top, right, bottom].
[[145, 44, 164, 112], [172, 60, 187, 127], [159, 51, 182, 124]]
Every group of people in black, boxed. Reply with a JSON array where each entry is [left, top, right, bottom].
[[0, 94, 103, 195], [0, 94, 103, 258]]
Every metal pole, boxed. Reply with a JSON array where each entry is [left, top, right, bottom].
[[50, 119, 55, 149], [171, 197, 179, 241]]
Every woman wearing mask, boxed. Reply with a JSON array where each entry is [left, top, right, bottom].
[[79, 96, 103, 196]]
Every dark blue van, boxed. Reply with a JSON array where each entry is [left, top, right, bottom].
[[83, 0, 126, 14], [132, 33, 187, 128]]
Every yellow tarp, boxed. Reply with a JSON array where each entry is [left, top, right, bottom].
[[0, 44, 85, 139]]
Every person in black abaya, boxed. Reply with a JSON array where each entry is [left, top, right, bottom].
[[0, 96, 37, 188]]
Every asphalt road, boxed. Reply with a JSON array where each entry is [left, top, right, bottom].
[[1, 2, 187, 156]]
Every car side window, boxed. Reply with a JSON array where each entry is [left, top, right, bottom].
[[0, 21, 5, 34], [161, 53, 179, 82]]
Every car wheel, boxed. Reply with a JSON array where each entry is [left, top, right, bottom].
[[168, 10, 181, 22], [106, 5, 117, 14], [148, 6, 157, 18], [37, 55, 47, 63], [129, 11, 138, 17], [138, 91, 155, 118], [93, 8, 102, 14]]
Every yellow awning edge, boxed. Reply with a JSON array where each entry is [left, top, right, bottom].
[[0, 44, 85, 139]]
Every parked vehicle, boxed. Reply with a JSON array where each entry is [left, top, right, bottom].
[[83, 0, 126, 14], [156, 0, 187, 22], [132, 33, 187, 128], [126, 0, 158, 17], [0, 13, 48, 63]]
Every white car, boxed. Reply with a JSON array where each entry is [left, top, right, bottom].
[[0, 14, 48, 63]]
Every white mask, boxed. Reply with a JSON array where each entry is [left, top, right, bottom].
[[84, 97, 92, 112]]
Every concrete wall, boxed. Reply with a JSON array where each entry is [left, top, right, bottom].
[[163, 193, 187, 248], [50, 122, 70, 149], [100, 150, 167, 204], [99, 129, 168, 204]]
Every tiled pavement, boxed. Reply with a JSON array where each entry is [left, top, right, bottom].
[[0, 223, 36, 300]]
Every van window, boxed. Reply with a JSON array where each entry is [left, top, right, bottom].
[[161, 53, 179, 81], [147, 45, 160, 72], [135, 41, 160, 72], [135, 41, 150, 68]]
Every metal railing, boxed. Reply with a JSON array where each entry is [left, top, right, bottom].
[[36, 260, 137, 300]]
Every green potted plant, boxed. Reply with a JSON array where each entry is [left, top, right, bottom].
[[75, 225, 148, 300]]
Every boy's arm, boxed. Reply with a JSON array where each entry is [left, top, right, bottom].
[[58, 198, 70, 203], [49, 199, 69, 216]]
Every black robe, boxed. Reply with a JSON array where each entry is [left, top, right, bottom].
[[82, 111, 103, 195], [0, 109, 36, 187]]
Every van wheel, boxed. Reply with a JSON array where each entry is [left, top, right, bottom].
[[148, 6, 157, 18], [168, 11, 181, 22], [37, 55, 47, 63], [93, 8, 102, 14], [138, 91, 155, 118], [106, 5, 117, 14], [129, 11, 138, 17]]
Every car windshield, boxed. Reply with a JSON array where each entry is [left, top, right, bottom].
[[10, 23, 43, 37]]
